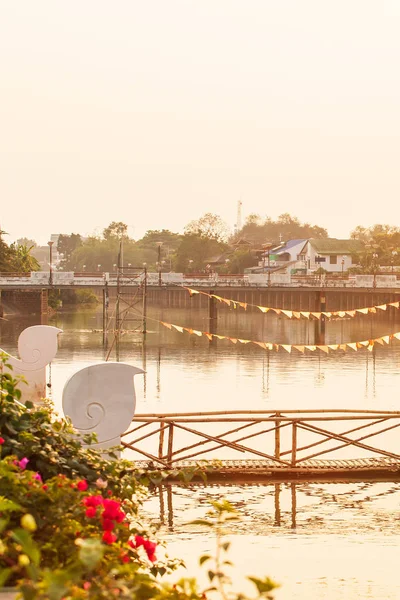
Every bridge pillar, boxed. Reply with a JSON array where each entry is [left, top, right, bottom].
[[314, 290, 326, 345]]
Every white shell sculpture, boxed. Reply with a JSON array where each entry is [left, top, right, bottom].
[[0, 325, 62, 403], [62, 362, 144, 451]]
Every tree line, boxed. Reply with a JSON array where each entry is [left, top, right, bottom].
[[1, 214, 399, 274]]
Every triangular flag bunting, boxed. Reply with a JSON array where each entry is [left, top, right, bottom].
[[376, 304, 387, 311], [187, 288, 200, 296], [356, 308, 369, 314], [265, 343, 273, 350], [192, 330, 202, 337], [368, 307, 377, 313], [273, 308, 281, 315], [300, 312, 311, 319], [337, 311, 346, 318], [229, 338, 238, 344], [358, 341, 369, 347], [281, 345, 292, 353], [328, 344, 339, 350], [281, 310, 293, 318], [339, 344, 347, 351], [238, 339, 251, 344], [292, 312, 301, 319], [161, 322, 172, 329], [393, 332, 400, 340], [311, 312, 321, 319], [239, 302, 248, 310], [375, 338, 384, 345], [257, 306, 270, 313], [346, 310, 356, 317], [367, 343, 374, 352], [171, 324, 184, 333], [389, 301, 399, 308], [204, 332, 213, 341], [322, 312, 332, 318], [382, 336, 390, 344], [318, 345, 330, 354], [214, 334, 226, 340], [254, 341, 267, 350], [294, 345, 305, 353], [221, 298, 231, 306], [305, 345, 317, 351], [347, 343, 358, 351]]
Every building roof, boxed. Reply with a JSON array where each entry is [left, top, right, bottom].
[[270, 239, 308, 255], [308, 238, 363, 255]]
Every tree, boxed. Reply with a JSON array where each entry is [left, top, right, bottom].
[[0, 230, 13, 271], [57, 234, 82, 269], [184, 213, 230, 243], [9, 243, 40, 272], [234, 213, 328, 246], [16, 237, 37, 248], [174, 234, 228, 272], [103, 221, 129, 241]]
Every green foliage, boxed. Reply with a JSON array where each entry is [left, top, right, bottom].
[[175, 234, 228, 273], [235, 213, 328, 246], [184, 213, 230, 243], [57, 234, 83, 268], [0, 355, 278, 599]]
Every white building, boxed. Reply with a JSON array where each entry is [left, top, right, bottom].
[[299, 239, 363, 273]]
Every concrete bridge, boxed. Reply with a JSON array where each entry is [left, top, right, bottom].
[[1, 271, 399, 317]]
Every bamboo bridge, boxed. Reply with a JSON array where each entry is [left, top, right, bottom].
[[121, 410, 400, 482]]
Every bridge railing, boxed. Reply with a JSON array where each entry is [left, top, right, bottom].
[[121, 409, 400, 469], [1, 272, 400, 288]]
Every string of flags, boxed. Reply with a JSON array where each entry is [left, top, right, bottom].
[[159, 318, 400, 354], [184, 287, 400, 321]]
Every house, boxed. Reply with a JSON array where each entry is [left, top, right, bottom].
[[300, 239, 363, 273]]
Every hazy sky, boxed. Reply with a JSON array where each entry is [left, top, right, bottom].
[[1, 1, 400, 245]]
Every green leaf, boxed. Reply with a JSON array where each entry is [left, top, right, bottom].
[[199, 554, 211, 566], [0, 496, 23, 513], [0, 568, 13, 587], [76, 538, 104, 570], [11, 528, 40, 566], [188, 519, 213, 527], [248, 576, 279, 594]]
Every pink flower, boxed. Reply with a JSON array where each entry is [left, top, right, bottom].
[[131, 535, 157, 562], [102, 518, 115, 531], [96, 478, 108, 489], [77, 480, 88, 491], [0, 437, 5, 445], [85, 507, 97, 518], [34, 473, 42, 482], [102, 499, 122, 520], [83, 495, 103, 508], [18, 457, 29, 470], [102, 531, 117, 545], [83, 582, 91, 590]]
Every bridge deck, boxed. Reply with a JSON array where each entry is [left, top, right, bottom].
[[132, 457, 400, 482]]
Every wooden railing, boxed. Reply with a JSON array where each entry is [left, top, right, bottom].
[[121, 410, 400, 469]]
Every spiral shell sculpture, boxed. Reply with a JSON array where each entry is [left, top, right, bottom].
[[62, 362, 144, 450], [0, 325, 62, 403]]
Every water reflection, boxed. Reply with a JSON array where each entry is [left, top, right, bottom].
[[145, 480, 400, 536]]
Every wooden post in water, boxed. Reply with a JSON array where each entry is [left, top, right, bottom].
[[208, 289, 218, 338], [167, 423, 174, 467], [158, 423, 165, 461], [291, 421, 297, 466], [314, 290, 326, 345], [142, 267, 147, 334], [102, 277, 109, 348], [274, 412, 281, 460]]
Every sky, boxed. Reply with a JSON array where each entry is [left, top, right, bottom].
[[1, 1, 400, 245]]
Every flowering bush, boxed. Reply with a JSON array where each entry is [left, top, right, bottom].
[[0, 354, 278, 599]]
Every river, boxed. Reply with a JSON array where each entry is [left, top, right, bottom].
[[1, 304, 400, 599]]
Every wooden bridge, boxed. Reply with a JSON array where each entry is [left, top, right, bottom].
[[121, 409, 400, 482]]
